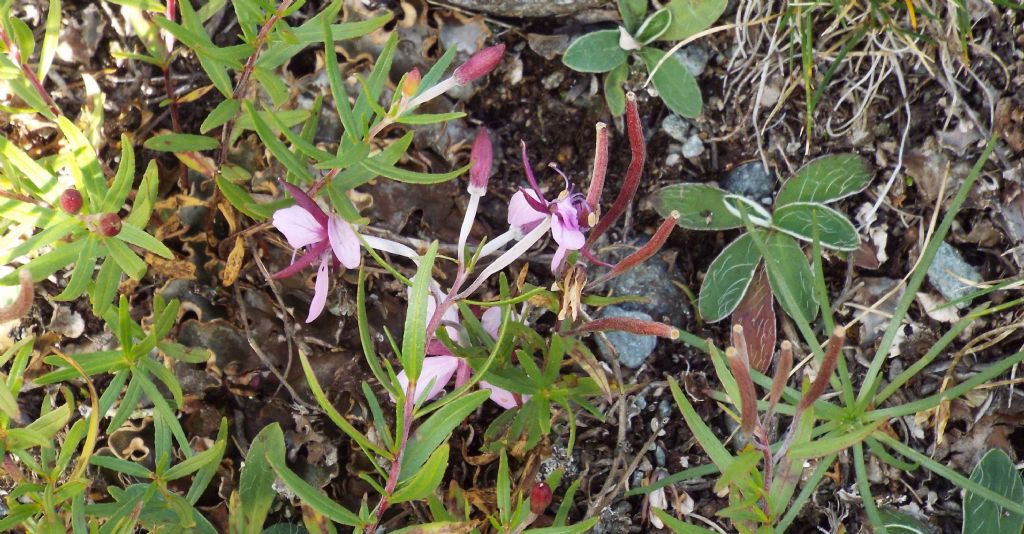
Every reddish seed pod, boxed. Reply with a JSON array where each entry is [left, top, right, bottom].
[[453, 44, 505, 85], [530, 482, 552, 515], [98, 213, 122, 237], [60, 188, 83, 214]]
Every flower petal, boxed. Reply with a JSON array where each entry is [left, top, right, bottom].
[[550, 245, 568, 274], [281, 181, 328, 226], [327, 216, 361, 269], [551, 201, 585, 250], [395, 356, 460, 404], [306, 256, 330, 323], [479, 381, 527, 409], [508, 190, 547, 233], [454, 359, 472, 387], [272, 240, 329, 279], [273, 206, 325, 249], [481, 306, 503, 340]]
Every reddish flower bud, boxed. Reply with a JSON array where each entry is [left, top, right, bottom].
[[98, 213, 122, 237], [401, 68, 421, 97], [453, 44, 505, 85], [60, 188, 83, 214], [530, 482, 552, 514], [468, 128, 493, 195]]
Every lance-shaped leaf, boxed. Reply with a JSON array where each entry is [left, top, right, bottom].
[[772, 201, 860, 251], [699, 232, 762, 322], [639, 47, 702, 118], [763, 232, 818, 323], [655, 183, 743, 230], [775, 154, 872, 207]]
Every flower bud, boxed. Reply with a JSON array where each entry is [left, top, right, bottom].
[[98, 213, 122, 237], [530, 482, 552, 515], [468, 128, 492, 196], [453, 44, 505, 85], [401, 68, 421, 97], [60, 188, 83, 214]]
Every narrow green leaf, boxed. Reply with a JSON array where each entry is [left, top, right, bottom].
[[105, 237, 147, 280], [117, 222, 173, 259], [763, 232, 818, 323], [402, 242, 439, 382], [651, 509, 717, 533], [399, 389, 490, 481], [199, 98, 240, 134], [394, 112, 467, 125], [143, 133, 220, 152], [90, 455, 153, 478], [266, 451, 361, 526], [603, 62, 628, 116], [667, 377, 733, 469], [57, 117, 105, 206], [390, 444, 449, 503], [38, 0, 61, 79], [239, 424, 285, 534], [102, 134, 136, 212], [243, 102, 314, 182], [363, 160, 470, 185], [52, 234, 100, 301], [772, 202, 860, 251]]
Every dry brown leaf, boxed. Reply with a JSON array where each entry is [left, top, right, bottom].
[[144, 254, 195, 280], [221, 237, 245, 287], [568, 345, 613, 403]]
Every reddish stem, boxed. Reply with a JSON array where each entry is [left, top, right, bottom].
[[0, 26, 61, 117], [586, 92, 644, 247], [217, 0, 294, 167]]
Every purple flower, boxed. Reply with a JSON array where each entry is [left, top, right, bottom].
[[394, 302, 526, 409], [507, 143, 590, 272], [271, 182, 361, 323]]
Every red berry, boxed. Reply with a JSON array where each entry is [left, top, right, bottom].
[[60, 188, 83, 214], [530, 482, 552, 515], [98, 213, 122, 237]]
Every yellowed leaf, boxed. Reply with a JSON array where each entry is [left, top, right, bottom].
[[221, 236, 245, 287]]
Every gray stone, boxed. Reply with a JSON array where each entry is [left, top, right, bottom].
[[681, 133, 704, 158], [661, 114, 691, 143], [674, 45, 709, 77], [658, 398, 673, 419], [598, 306, 658, 368], [606, 255, 688, 322], [927, 242, 982, 308], [722, 161, 775, 205]]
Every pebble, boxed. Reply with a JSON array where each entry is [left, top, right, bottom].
[[607, 255, 689, 322], [927, 242, 982, 308], [541, 71, 564, 90], [661, 114, 691, 143], [722, 161, 775, 205], [681, 133, 704, 158], [658, 398, 673, 420], [598, 306, 658, 368], [674, 45, 709, 77]]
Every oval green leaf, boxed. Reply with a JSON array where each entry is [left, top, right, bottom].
[[655, 183, 743, 230], [698, 232, 762, 322], [772, 202, 860, 251], [964, 449, 1024, 534], [661, 0, 728, 41], [639, 47, 702, 118], [562, 30, 629, 73], [775, 154, 872, 207], [635, 8, 673, 44]]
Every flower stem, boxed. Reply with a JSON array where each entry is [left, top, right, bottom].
[[458, 219, 551, 300], [458, 193, 481, 264]]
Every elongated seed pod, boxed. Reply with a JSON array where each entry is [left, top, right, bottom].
[[797, 327, 845, 411], [727, 347, 758, 436], [767, 340, 793, 420]]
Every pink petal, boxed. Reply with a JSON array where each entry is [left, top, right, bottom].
[[480, 381, 527, 409], [272, 240, 329, 279], [551, 245, 569, 274], [454, 359, 472, 387], [395, 356, 460, 404], [273, 206, 325, 249], [507, 190, 547, 233], [481, 306, 503, 339], [551, 201, 585, 250], [327, 216, 361, 269], [306, 256, 330, 323], [280, 181, 328, 226]]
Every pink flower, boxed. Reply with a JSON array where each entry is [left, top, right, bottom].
[[271, 182, 361, 323], [394, 304, 527, 409], [507, 143, 590, 272]]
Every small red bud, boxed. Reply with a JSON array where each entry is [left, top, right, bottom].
[[60, 188, 83, 214], [468, 128, 492, 195], [401, 68, 421, 97], [530, 482, 552, 515], [98, 213, 122, 237], [453, 44, 505, 85]]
